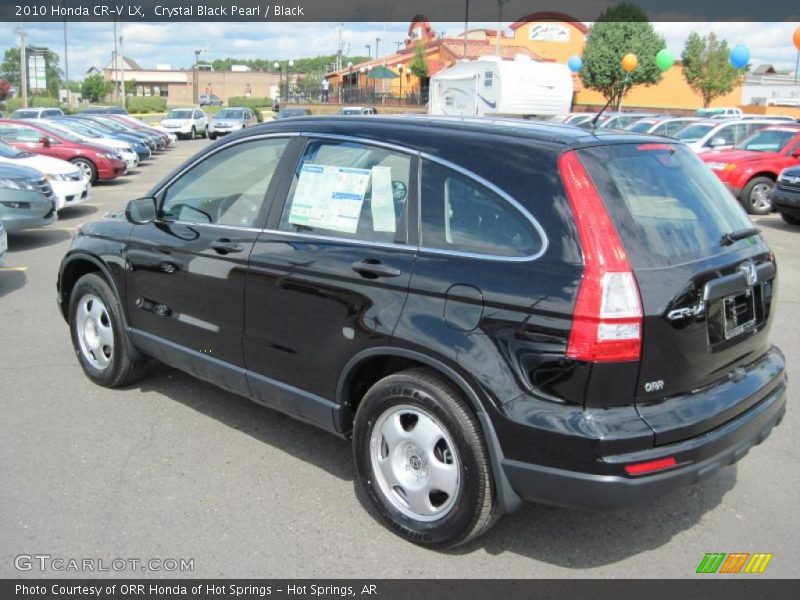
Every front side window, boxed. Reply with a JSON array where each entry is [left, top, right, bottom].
[[161, 137, 289, 227], [279, 139, 412, 244], [0, 125, 41, 143], [420, 160, 544, 258]]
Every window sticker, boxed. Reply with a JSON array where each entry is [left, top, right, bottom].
[[289, 163, 371, 234], [370, 166, 397, 233]]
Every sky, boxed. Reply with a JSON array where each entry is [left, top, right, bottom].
[[0, 21, 798, 80]]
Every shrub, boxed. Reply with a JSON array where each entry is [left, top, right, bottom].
[[127, 96, 167, 114], [227, 96, 271, 122], [5, 95, 61, 112]]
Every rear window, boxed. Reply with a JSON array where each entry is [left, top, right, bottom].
[[578, 144, 753, 269], [674, 123, 714, 142], [736, 128, 798, 152]]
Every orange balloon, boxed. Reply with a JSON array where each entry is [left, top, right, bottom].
[[621, 53, 638, 73], [794, 26, 800, 51]]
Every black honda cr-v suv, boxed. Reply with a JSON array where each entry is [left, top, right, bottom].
[[58, 116, 787, 547]]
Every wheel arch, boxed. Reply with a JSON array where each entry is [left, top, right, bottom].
[[59, 254, 123, 324], [336, 347, 523, 513]]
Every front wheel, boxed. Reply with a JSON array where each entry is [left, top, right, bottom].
[[741, 177, 774, 215], [71, 158, 97, 184], [190, 126, 197, 139], [69, 273, 147, 388], [209, 133, 217, 140], [202, 125, 208, 138], [353, 368, 498, 548]]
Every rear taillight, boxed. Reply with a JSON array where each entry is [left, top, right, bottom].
[[558, 151, 643, 363]]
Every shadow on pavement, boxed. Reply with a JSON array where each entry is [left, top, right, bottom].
[[58, 205, 99, 222], [134, 360, 736, 568], [753, 216, 800, 234], [0, 269, 28, 297], [7, 229, 72, 251]]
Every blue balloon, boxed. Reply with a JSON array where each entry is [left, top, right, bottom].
[[567, 55, 583, 72], [729, 45, 750, 69]]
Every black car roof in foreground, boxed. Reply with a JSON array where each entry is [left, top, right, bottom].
[[239, 114, 674, 149]]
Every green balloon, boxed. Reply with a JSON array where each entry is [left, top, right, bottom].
[[656, 48, 675, 71]]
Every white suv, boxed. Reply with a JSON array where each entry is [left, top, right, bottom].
[[160, 108, 208, 140], [674, 119, 787, 153]]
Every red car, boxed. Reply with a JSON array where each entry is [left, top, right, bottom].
[[0, 119, 127, 183], [700, 125, 800, 215]]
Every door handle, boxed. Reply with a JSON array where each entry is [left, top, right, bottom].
[[211, 238, 244, 254], [351, 259, 402, 279]]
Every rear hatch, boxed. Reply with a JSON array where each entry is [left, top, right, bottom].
[[578, 142, 778, 444]]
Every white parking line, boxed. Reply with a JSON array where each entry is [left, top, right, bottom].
[[0, 266, 28, 272]]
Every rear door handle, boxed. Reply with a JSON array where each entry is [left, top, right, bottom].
[[211, 238, 244, 254], [351, 259, 402, 279]]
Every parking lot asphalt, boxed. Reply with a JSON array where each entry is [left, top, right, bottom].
[[0, 138, 797, 579]]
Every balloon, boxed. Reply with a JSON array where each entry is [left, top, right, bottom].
[[794, 26, 800, 51], [655, 48, 675, 71], [729, 45, 750, 69], [567, 55, 583, 72], [621, 53, 638, 73]]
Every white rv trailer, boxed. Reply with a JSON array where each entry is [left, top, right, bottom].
[[429, 55, 573, 118]]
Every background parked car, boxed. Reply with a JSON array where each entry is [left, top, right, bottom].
[[701, 125, 800, 214], [109, 114, 174, 147], [80, 106, 129, 115], [695, 107, 743, 118], [51, 117, 152, 162], [674, 118, 784, 153], [275, 108, 312, 120], [769, 166, 800, 225], [160, 108, 208, 139], [624, 116, 703, 137], [10, 107, 65, 119], [199, 94, 222, 106], [577, 111, 654, 129], [0, 140, 90, 211], [0, 219, 6, 266], [208, 107, 258, 139], [0, 161, 57, 232], [339, 107, 378, 115], [78, 115, 165, 151], [0, 119, 126, 184], [42, 120, 139, 170]]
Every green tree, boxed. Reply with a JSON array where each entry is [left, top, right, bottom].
[[124, 79, 137, 96], [409, 42, 429, 79], [81, 74, 114, 102], [0, 47, 62, 97], [681, 32, 744, 108], [579, 3, 665, 109]]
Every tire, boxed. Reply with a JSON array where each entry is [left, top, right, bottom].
[[209, 133, 217, 140], [71, 157, 97, 184], [740, 176, 774, 215], [69, 273, 147, 388], [353, 368, 498, 548], [780, 211, 800, 226], [190, 126, 197, 139], [202, 125, 208, 139]]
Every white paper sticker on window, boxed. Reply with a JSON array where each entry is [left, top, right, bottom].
[[289, 163, 371, 234], [370, 166, 396, 233]]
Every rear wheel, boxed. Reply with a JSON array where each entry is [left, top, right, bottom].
[[741, 176, 774, 215], [69, 274, 147, 388], [190, 126, 197, 139], [209, 133, 217, 140], [353, 368, 498, 548], [780, 211, 800, 226], [202, 125, 208, 138], [71, 158, 97, 184]]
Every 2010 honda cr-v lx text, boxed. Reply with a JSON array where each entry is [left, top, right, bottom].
[[57, 117, 787, 548]]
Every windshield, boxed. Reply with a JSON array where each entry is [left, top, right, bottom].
[[674, 123, 714, 142], [34, 123, 81, 142], [579, 143, 753, 269], [93, 117, 128, 132], [627, 121, 655, 133], [735, 128, 798, 152], [10, 110, 39, 118], [341, 109, 361, 115], [0, 140, 27, 158], [61, 121, 103, 138], [217, 109, 244, 119], [166, 109, 193, 119]]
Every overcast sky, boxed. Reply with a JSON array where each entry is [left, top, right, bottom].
[[0, 21, 798, 79]]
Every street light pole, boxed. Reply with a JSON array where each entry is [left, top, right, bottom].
[[273, 61, 282, 104], [287, 59, 294, 103], [365, 44, 371, 60], [193, 49, 200, 104], [17, 23, 27, 108], [398, 63, 404, 105]]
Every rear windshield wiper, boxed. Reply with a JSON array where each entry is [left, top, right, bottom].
[[720, 227, 761, 246]]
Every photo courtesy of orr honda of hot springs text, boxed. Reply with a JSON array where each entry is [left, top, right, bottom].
[[58, 116, 786, 548]]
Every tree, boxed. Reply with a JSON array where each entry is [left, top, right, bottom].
[[124, 79, 137, 96], [81, 74, 114, 102], [0, 47, 62, 97], [409, 42, 429, 79], [681, 32, 744, 108], [579, 3, 665, 109]]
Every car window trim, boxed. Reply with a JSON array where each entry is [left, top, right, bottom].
[[153, 132, 301, 229], [416, 152, 549, 262]]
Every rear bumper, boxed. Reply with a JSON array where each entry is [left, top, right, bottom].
[[503, 376, 786, 510]]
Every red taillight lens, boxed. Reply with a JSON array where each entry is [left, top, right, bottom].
[[558, 151, 643, 363], [624, 457, 677, 476]]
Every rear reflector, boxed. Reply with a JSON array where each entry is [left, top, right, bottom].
[[558, 151, 643, 363], [624, 457, 677, 476]]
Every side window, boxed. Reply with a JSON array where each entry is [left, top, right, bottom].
[[278, 139, 411, 244], [484, 71, 493, 88], [11, 126, 41, 143], [420, 160, 544, 258], [162, 137, 289, 227]]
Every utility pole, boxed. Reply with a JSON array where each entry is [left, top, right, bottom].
[[464, 0, 469, 58], [63, 19, 70, 106], [119, 25, 125, 108], [496, 0, 509, 56], [376, 38, 381, 60], [18, 23, 27, 108], [365, 44, 371, 60], [113, 19, 119, 103]]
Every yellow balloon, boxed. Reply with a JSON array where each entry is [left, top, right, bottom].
[[621, 53, 638, 73]]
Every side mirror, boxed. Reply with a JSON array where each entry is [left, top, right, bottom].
[[709, 136, 727, 148], [39, 136, 51, 148], [125, 196, 157, 225]]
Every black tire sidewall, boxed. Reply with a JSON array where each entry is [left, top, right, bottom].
[[68, 274, 126, 387], [353, 376, 486, 547]]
